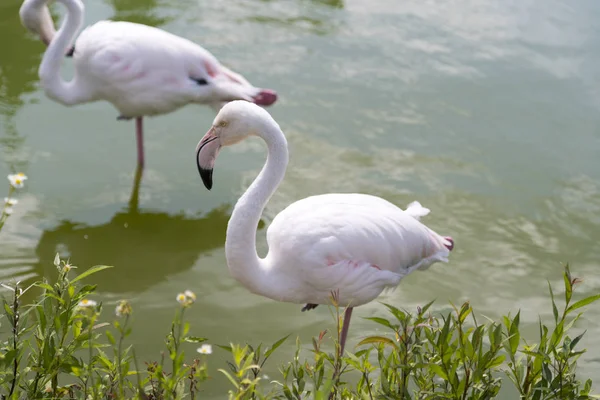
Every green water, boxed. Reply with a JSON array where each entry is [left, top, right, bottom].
[[1, 0, 600, 397]]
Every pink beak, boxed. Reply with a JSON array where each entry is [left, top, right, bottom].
[[252, 89, 278, 106]]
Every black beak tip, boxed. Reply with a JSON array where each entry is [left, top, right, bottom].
[[199, 168, 213, 190]]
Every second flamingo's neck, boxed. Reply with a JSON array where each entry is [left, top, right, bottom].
[[38, 0, 90, 105], [224, 120, 288, 298]]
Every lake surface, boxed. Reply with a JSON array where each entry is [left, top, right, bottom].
[[1, 0, 599, 397]]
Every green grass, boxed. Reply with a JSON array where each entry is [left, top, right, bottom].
[[0, 254, 596, 399]]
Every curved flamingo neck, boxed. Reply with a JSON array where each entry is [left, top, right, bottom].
[[38, 0, 91, 105], [224, 118, 288, 298], [20, 0, 56, 44]]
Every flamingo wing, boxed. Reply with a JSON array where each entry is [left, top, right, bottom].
[[265, 193, 452, 306]]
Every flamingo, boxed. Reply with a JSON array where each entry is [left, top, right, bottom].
[[195, 101, 454, 354], [19, 0, 277, 169]]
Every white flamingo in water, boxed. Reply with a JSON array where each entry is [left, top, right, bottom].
[[19, 0, 277, 169], [195, 101, 454, 354]]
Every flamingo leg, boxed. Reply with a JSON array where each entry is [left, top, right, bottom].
[[339, 307, 353, 356], [136, 117, 145, 169], [128, 164, 143, 213]]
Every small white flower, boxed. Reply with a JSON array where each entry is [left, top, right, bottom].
[[78, 299, 97, 308], [197, 344, 212, 355], [7, 173, 27, 189], [184, 290, 196, 302], [4, 207, 13, 215], [176, 293, 186, 304], [4, 198, 17, 206], [115, 300, 132, 317]]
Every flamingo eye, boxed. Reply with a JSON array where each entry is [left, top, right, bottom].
[[219, 121, 228, 127], [193, 78, 208, 85]]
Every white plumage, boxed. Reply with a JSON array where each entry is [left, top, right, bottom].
[[46, 19, 277, 115], [195, 101, 454, 352], [265, 194, 451, 306]]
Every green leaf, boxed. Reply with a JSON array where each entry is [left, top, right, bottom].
[[106, 330, 116, 345], [254, 343, 262, 362], [564, 271, 572, 305], [539, 320, 549, 352], [36, 305, 47, 332], [73, 320, 82, 338], [550, 319, 565, 349], [485, 354, 505, 369], [569, 330, 586, 351], [3, 302, 14, 317], [96, 349, 113, 370], [45, 293, 65, 305], [563, 311, 583, 334], [382, 303, 406, 322], [583, 378, 592, 395], [509, 311, 521, 354], [542, 362, 552, 383], [357, 336, 395, 347], [566, 294, 600, 314], [217, 344, 233, 353], [429, 364, 448, 381], [547, 281, 559, 323], [364, 317, 395, 330], [439, 315, 452, 348], [282, 386, 293, 400], [354, 349, 369, 358], [70, 265, 114, 284], [76, 284, 98, 297], [264, 334, 290, 360], [183, 336, 208, 343], [419, 299, 436, 315], [458, 302, 472, 323], [34, 282, 55, 293], [471, 325, 485, 351], [492, 323, 503, 348]]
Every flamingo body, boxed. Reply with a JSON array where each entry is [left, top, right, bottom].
[[66, 20, 276, 117], [195, 101, 454, 334], [20, 0, 277, 168], [264, 194, 452, 307]]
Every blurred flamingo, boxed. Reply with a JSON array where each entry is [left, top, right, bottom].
[[19, 0, 277, 169]]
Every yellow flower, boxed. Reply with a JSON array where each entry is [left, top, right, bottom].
[[197, 344, 212, 355], [177, 290, 198, 307], [7, 173, 27, 189]]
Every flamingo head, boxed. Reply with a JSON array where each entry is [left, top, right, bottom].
[[19, 0, 57, 46], [20, 0, 76, 56], [196, 101, 276, 190], [195, 61, 277, 110]]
